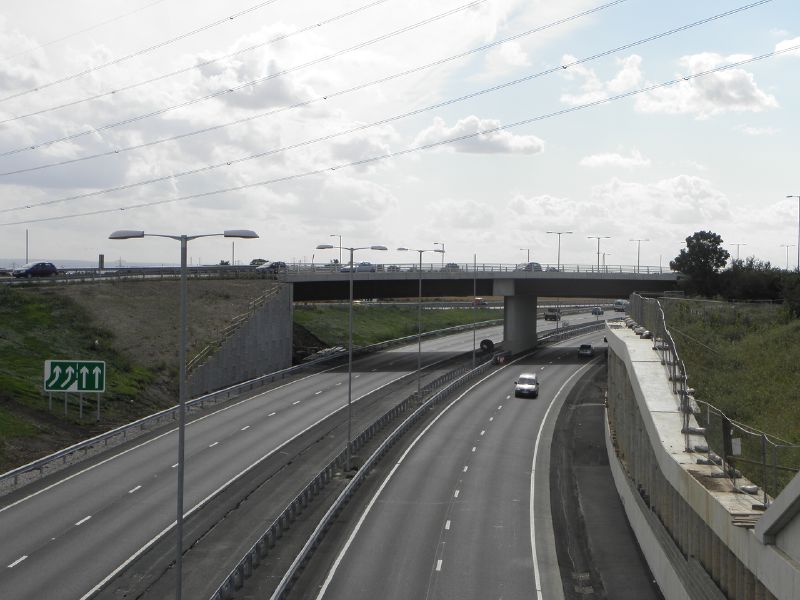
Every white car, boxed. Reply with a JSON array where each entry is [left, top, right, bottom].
[[514, 373, 539, 398]]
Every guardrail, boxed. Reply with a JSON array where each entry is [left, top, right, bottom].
[[210, 319, 605, 600], [0, 319, 504, 494], [627, 294, 800, 504]]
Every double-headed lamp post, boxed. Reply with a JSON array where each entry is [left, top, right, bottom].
[[587, 235, 610, 272], [316, 243, 387, 471], [781, 244, 796, 270], [546, 231, 572, 271], [397, 247, 444, 400], [109, 228, 258, 600], [630, 238, 649, 273]]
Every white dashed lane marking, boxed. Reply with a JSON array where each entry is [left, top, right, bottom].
[[128, 485, 141, 494], [268, 412, 276, 417], [454, 490, 460, 498], [436, 559, 443, 572], [315, 391, 322, 395], [292, 401, 301, 405], [445, 520, 451, 530], [498, 405, 503, 410], [463, 466, 468, 473], [471, 446, 476, 452], [241, 425, 250, 431], [489, 417, 494, 422], [480, 430, 485, 436], [209, 442, 219, 448], [75, 515, 91, 526], [171, 463, 178, 469]]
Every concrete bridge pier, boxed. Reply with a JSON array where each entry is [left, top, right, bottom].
[[501, 292, 538, 355]]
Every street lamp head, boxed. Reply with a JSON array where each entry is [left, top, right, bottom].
[[370, 245, 388, 251], [397, 247, 409, 251], [223, 229, 258, 239], [434, 249, 444, 253], [109, 230, 145, 239], [316, 244, 335, 250]]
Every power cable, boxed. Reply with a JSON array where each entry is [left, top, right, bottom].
[[2, 44, 795, 227], [0, 0, 774, 212], [0, 0, 394, 124], [0, 0, 285, 104], [0, 0, 488, 157], [0, 0, 169, 63], [0, 0, 629, 166]]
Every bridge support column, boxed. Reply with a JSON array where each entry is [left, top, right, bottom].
[[502, 294, 538, 355]]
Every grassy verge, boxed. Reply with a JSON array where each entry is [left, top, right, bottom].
[[661, 299, 800, 493], [293, 304, 502, 347]]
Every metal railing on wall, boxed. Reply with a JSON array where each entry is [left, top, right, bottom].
[[627, 293, 800, 504]]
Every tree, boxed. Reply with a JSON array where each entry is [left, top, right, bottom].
[[670, 231, 730, 296]]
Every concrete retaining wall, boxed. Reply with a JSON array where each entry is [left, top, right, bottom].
[[188, 284, 293, 397], [606, 321, 800, 600]]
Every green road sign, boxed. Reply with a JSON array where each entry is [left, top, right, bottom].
[[44, 360, 106, 392]]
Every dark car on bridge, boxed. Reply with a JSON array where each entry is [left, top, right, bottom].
[[515, 262, 543, 272], [257, 261, 287, 274], [12, 262, 58, 278]]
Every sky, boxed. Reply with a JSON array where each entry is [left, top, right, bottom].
[[0, 0, 798, 269]]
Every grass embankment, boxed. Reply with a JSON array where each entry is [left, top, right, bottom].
[[293, 304, 501, 347], [662, 299, 800, 493]]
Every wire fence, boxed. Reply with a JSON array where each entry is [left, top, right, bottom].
[[628, 294, 800, 503]]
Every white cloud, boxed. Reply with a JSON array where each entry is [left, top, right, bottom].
[[635, 53, 778, 119], [775, 37, 800, 57], [735, 124, 779, 136], [560, 54, 642, 105], [592, 175, 731, 225], [413, 116, 544, 154], [579, 149, 650, 169], [482, 41, 530, 76]]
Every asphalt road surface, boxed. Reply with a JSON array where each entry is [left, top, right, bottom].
[[311, 332, 608, 600]]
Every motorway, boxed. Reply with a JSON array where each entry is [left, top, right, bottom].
[[309, 331, 607, 600], [0, 321, 516, 599]]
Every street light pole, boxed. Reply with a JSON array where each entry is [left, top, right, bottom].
[[109, 228, 258, 600], [397, 247, 443, 400], [587, 235, 610, 272], [730, 242, 747, 263], [787, 195, 800, 270], [781, 244, 796, 270], [519, 248, 530, 263], [317, 242, 387, 470], [330, 234, 342, 265], [434, 242, 445, 267], [546, 231, 572, 271], [629, 238, 649, 273]]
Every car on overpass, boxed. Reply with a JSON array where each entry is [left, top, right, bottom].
[[12, 261, 58, 278], [515, 262, 543, 272], [341, 261, 377, 273]]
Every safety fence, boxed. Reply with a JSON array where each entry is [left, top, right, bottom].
[[210, 320, 605, 600], [627, 294, 800, 504]]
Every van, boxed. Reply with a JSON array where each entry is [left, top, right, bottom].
[[613, 299, 627, 312], [544, 307, 561, 321]]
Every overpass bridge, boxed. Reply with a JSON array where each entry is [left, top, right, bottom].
[[285, 266, 680, 353]]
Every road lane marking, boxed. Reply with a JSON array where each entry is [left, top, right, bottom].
[[354, 374, 360, 378], [171, 463, 178, 468], [498, 405, 503, 410], [541, 366, 546, 371], [315, 391, 322, 395], [8, 555, 27, 568], [489, 417, 494, 422], [454, 490, 460, 498], [445, 520, 451, 530], [75, 515, 92, 526], [241, 425, 250, 431], [471, 446, 476, 452], [463, 466, 468, 473], [336, 382, 342, 386], [371, 368, 377, 372], [506, 395, 511, 399], [128, 485, 141, 494], [268, 411, 276, 416], [480, 430, 485, 436], [436, 559, 443, 571], [209, 442, 219, 448], [292, 400, 301, 405]]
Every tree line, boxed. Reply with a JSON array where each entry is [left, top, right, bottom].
[[670, 231, 800, 314]]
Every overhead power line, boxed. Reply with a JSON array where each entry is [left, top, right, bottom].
[[0, 0, 494, 157], [0, 0, 772, 214], [0, 0, 285, 104], [0, 0, 395, 124], [2, 44, 795, 228], [0, 0, 169, 63]]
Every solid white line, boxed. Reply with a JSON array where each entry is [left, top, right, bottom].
[[454, 489, 460, 498], [75, 515, 91, 526], [241, 425, 250, 431], [529, 359, 595, 600], [209, 442, 219, 448], [445, 520, 451, 530], [436, 559, 443, 571], [7, 555, 27, 568], [128, 485, 141, 494]]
